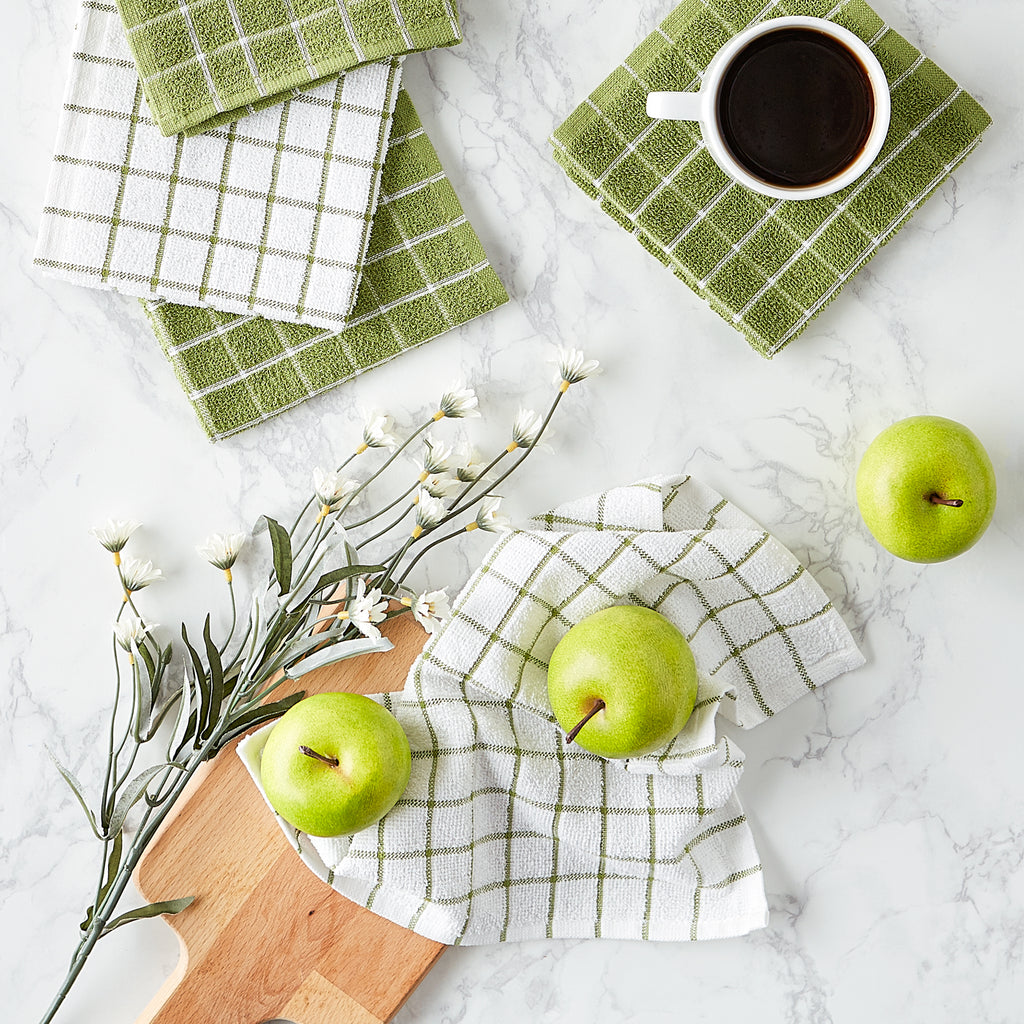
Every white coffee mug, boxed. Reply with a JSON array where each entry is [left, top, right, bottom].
[[646, 16, 891, 200]]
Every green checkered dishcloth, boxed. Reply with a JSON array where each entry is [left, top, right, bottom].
[[550, 0, 992, 357], [239, 475, 865, 944], [116, 0, 462, 135], [146, 89, 508, 440], [35, 2, 403, 328]]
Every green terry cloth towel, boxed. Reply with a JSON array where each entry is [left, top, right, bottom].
[[550, 0, 992, 357], [146, 89, 509, 440], [116, 0, 462, 136]]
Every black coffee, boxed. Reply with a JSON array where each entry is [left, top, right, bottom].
[[717, 27, 874, 188]]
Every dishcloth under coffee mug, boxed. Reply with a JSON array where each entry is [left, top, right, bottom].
[[647, 16, 891, 200]]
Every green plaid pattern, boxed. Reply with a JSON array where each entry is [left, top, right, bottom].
[[550, 0, 992, 357], [240, 475, 864, 944], [116, 0, 462, 136], [35, 3, 402, 329], [145, 88, 509, 440]]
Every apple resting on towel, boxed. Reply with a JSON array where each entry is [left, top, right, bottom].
[[260, 692, 412, 837], [856, 415, 997, 563], [546, 606, 698, 758]]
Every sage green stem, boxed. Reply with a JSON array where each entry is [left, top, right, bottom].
[[99, 636, 123, 834], [395, 389, 565, 588], [358, 500, 416, 547], [346, 480, 419, 529]]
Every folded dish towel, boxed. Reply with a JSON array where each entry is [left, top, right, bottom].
[[146, 89, 508, 440], [115, 0, 462, 136], [35, 2, 403, 328], [550, 0, 992, 357], [239, 474, 865, 944]]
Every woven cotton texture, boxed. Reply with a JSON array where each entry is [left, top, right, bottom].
[[116, 0, 462, 136], [550, 0, 992, 357], [239, 475, 865, 945], [145, 89, 508, 440], [35, 2, 403, 328]]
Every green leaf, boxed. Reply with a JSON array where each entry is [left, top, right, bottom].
[[214, 692, 306, 751], [132, 660, 153, 743], [309, 563, 386, 598], [47, 747, 102, 840], [136, 640, 157, 686], [147, 683, 183, 741], [100, 896, 195, 936], [181, 624, 213, 740], [264, 516, 293, 595], [107, 764, 171, 838], [166, 668, 194, 761], [98, 830, 124, 907], [202, 614, 225, 735]]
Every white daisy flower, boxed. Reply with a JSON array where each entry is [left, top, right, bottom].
[[119, 557, 164, 594], [509, 409, 544, 450], [469, 496, 511, 533], [359, 411, 400, 452], [113, 614, 157, 652], [435, 383, 480, 420], [412, 490, 446, 537], [409, 589, 451, 634], [418, 434, 453, 476], [553, 347, 602, 389], [90, 519, 141, 554], [454, 447, 487, 483], [420, 473, 459, 499], [312, 467, 360, 512], [339, 578, 389, 641], [196, 532, 247, 573]]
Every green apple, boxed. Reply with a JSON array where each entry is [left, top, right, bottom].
[[546, 605, 698, 759], [260, 692, 411, 837], [856, 415, 997, 563]]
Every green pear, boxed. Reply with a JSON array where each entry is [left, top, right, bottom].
[[260, 692, 411, 837], [856, 415, 997, 563], [546, 605, 698, 759]]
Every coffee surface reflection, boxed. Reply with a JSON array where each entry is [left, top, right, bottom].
[[718, 27, 875, 188]]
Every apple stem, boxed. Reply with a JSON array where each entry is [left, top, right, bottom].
[[299, 745, 340, 768], [929, 493, 964, 508], [565, 700, 606, 745]]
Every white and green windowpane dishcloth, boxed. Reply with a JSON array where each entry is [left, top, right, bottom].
[[35, 2, 402, 329], [116, 0, 462, 136], [550, 0, 992, 357], [146, 89, 509, 440], [240, 475, 865, 945]]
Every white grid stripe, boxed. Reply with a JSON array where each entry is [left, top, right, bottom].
[[281, 0, 319, 80], [224, 0, 268, 97], [175, 0, 225, 113], [387, 0, 417, 50], [335, 0, 367, 64]]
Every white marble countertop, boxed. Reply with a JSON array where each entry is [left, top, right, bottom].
[[3, 1, 1023, 1022]]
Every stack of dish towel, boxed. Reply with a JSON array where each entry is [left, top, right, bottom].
[[35, 0, 507, 440]]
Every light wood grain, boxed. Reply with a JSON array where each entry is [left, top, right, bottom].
[[133, 616, 445, 1024]]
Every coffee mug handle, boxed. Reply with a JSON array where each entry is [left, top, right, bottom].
[[646, 91, 702, 121]]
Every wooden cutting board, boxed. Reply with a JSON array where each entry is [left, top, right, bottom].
[[133, 616, 445, 1024]]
